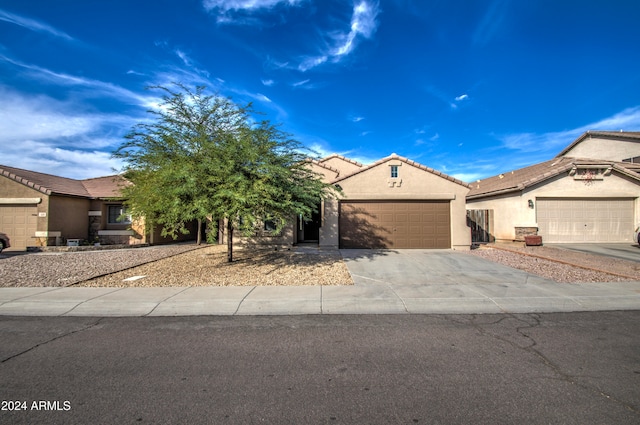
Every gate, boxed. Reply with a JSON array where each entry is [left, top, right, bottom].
[[467, 209, 493, 243]]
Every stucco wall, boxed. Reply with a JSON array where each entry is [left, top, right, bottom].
[[320, 199, 340, 247], [48, 195, 90, 241], [562, 137, 640, 161], [321, 156, 362, 176], [467, 171, 640, 241], [308, 162, 339, 182], [0, 176, 49, 236], [330, 159, 471, 250]]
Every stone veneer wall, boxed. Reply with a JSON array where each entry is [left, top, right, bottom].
[[514, 226, 538, 241]]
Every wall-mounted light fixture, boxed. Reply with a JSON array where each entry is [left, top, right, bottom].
[[528, 199, 534, 209]]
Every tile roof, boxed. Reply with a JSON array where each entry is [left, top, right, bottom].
[[556, 130, 640, 157], [0, 165, 124, 198], [306, 159, 341, 175], [318, 154, 363, 168], [332, 153, 470, 188], [82, 175, 128, 198], [467, 157, 640, 199]]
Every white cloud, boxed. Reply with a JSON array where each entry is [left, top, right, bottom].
[[292, 79, 311, 88], [1, 140, 123, 179], [203, 0, 303, 23], [298, 55, 328, 72], [298, 1, 380, 71], [472, 0, 509, 47], [0, 88, 133, 144], [450, 172, 488, 183], [455, 94, 469, 101], [351, 116, 365, 122], [261, 79, 275, 86], [499, 106, 640, 154], [0, 8, 73, 41], [175, 49, 192, 66], [0, 89, 131, 179], [0, 54, 156, 107]]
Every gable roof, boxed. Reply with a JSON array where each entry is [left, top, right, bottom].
[[467, 157, 640, 200], [318, 154, 363, 168], [556, 130, 640, 158], [82, 175, 128, 198], [306, 159, 341, 175], [0, 165, 124, 199], [332, 154, 470, 188]]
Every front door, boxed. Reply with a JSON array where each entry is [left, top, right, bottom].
[[298, 207, 321, 242]]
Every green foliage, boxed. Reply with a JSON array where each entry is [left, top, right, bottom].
[[113, 83, 339, 255]]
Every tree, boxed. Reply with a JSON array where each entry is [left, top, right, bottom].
[[114, 84, 338, 261]]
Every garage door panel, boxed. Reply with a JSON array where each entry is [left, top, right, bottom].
[[0, 205, 38, 251], [537, 198, 634, 243], [339, 201, 450, 249]]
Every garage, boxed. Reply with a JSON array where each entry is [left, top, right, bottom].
[[537, 198, 635, 243], [339, 200, 451, 249], [0, 205, 38, 251]]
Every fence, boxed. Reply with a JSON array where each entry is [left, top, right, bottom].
[[467, 209, 493, 243]]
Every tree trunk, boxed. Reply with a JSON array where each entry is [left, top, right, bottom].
[[196, 218, 202, 245], [227, 220, 233, 263]]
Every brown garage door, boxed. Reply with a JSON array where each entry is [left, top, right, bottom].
[[0, 205, 38, 251], [339, 201, 451, 249]]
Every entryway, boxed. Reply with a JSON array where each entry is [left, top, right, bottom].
[[297, 207, 321, 243]]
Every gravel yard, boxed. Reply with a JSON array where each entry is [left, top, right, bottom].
[[81, 245, 353, 287], [466, 244, 640, 283], [0, 243, 353, 287], [0, 244, 205, 287], [1, 242, 639, 288]]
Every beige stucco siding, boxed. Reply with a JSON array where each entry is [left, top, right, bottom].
[[467, 171, 640, 241], [321, 156, 362, 176], [0, 177, 49, 249], [562, 137, 640, 161], [331, 159, 470, 250], [48, 195, 90, 240], [308, 162, 339, 182]]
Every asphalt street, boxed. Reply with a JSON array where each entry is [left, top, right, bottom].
[[1, 312, 639, 424]]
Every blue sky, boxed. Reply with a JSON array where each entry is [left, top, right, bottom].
[[1, 0, 639, 181]]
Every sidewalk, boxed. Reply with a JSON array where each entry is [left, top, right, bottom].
[[1, 279, 639, 316]]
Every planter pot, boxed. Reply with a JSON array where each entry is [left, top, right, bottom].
[[524, 235, 542, 246]]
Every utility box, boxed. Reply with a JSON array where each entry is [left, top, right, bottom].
[[66, 239, 81, 247]]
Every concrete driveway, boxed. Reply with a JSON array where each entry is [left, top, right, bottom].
[[547, 243, 640, 263], [340, 249, 551, 286], [336, 249, 589, 314]]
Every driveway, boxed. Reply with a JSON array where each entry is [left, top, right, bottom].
[[340, 249, 551, 286], [337, 249, 579, 314], [547, 243, 640, 263]]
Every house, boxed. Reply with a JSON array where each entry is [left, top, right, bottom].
[[225, 154, 472, 250], [0, 165, 195, 251], [466, 131, 640, 243]]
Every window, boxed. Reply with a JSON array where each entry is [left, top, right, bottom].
[[264, 219, 277, 232], [108, 205, 131, 224], [390, 165, 399, 178]]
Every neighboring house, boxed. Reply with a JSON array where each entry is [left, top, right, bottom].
[[0, 165, 195, 251], [225, 154, 472, 250], [467, 131, 640, 243]]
